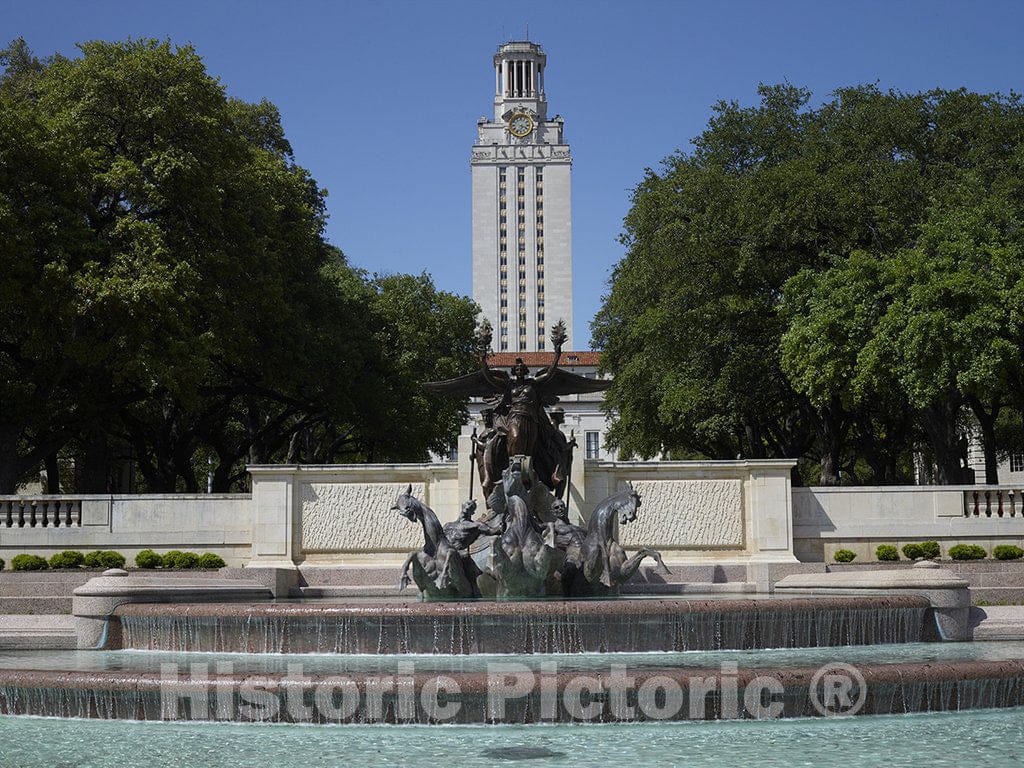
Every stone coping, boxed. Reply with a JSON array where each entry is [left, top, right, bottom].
[[113, 594, 930, 620], [775, 569, 968, 591], [795, 484, 1024, 493], [74, 575, 272, 599], [586, 459, 796, 470]]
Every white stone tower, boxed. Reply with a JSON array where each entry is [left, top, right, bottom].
[[471, 40, 572, 352]]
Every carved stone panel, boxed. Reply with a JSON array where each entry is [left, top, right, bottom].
[[301, 482, 425, 553], [620, 479, 744, 549]]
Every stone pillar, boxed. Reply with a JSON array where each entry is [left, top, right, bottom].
[[746, 462, 797, 562], [567, 450, 587, 524], [247, 466, 301, 568], [457, 432, 475, 506]]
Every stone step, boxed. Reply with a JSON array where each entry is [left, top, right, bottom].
[[620, 582, 756, 595], [0, 615, 77, 650], [0, 596, 72, 614], [295, 564, 752, 588], [0, 571, 94, 585], [292, 581, 759, 600], [0, 580, 85, 597], [292, 586, 407, 599], [970, 587, 1024, 605]]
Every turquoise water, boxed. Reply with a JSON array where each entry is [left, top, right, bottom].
[[2, 640, 1024, 675], [2, 708, 1024, 767]]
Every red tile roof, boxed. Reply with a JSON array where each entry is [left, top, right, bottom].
[[487, 351, 602, 367]]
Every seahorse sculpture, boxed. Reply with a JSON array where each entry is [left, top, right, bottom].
[[579, 482, 671, 595], [484, 460, 556, 598], [393, 485, 475, 600]]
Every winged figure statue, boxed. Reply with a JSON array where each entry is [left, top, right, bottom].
[[423, 320, 610, 499]]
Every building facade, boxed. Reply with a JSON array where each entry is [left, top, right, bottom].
[[471, 41, 573, 353]]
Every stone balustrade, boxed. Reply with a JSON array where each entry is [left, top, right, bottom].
[[0, 497, 82, 528], [963, 487, 1024, 518]]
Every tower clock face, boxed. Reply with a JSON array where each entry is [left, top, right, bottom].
[[508, 113, 534, 137]]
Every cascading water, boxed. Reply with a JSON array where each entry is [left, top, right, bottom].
[[117, 597, 929, 655]]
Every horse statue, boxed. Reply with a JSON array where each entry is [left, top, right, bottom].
[[393, 485, 476, 600], [579, 482, 671, 594]]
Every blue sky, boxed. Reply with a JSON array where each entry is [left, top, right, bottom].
[[5, 0, 1024, 347]]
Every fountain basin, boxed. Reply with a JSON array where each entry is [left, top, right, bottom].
[[2, 656, 1024, 723], [111, 595, 931, 654]]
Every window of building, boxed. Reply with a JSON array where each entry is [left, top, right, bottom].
[[1012, 452, 1024, 473], [585, 432, 600, 459]]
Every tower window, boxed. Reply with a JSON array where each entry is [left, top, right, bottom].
[[586, 432, 601, 459]]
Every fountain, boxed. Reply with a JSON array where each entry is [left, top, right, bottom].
[[2, 322, 1024, 749]]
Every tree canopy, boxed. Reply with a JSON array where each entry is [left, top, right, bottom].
[[0, 38, 476, 493], [594, 83, 1024, 484]]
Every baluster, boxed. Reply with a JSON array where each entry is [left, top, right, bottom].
[[41, 500, 51, 527], [1, 500, 10, 527], [60, 500, 68, 527], [998, 490, 1005, 517], [974, 490, 980, 516], [70, 500, 81, 527], [17, 500, 26, 527], [985, 490, 993, 517], [1009, 490, 1017, 518], [964, 491, 971, 517]]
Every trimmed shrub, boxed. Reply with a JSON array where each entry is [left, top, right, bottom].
[[919, 541, 941, 560], [197, 553, 227, 569], [161, 550, 184, 568], [902, 543, 924, 560], [993, 545, 1024, 561], [11, 554, 49, 571], [48, 550, 84, 569], [172, 552, 200, 569], [949, 544, 987, 561], [876, 545, 899, 561], [84, 550, 126, 569], [833, 549, 856, 563], [135, 549, 163, 569]]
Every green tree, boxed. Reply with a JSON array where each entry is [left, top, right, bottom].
[[0, 39, 477, 492], [598, 84, 1024, 484]]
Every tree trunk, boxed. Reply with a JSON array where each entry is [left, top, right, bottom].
[[920, 397, 964, 485], [817, 404, 848, 486], [77, 428, 111, 493], [44, 453, 60, 493], [966, 395, 1000, 485]]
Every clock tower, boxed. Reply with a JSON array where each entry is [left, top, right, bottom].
[[471, 41, 573, 352]]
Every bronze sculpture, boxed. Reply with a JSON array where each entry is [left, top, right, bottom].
[[395, 320, 669, 600], [423, 320, 608, 495]]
